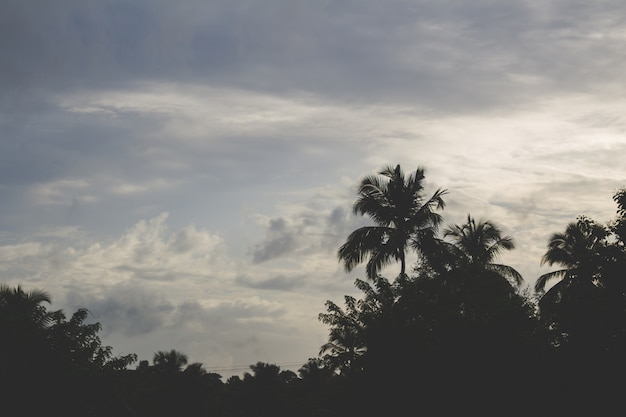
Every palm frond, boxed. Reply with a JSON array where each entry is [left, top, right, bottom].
[[426, 187, 447, 211], [413, 236, 462, 271], [485, 235, 515, 262], [366, 247, 398, 280], [337, 226, 392, 272], [534, 269, 568, 293], [487, 264, 524, 287]]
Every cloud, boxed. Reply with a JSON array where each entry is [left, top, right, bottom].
[[0, 209, 345, 361], [66, 282, 176, 336], [0, 213, 231, 291], [251, 218, 297, 263], [4, 0, 624, 114], [235, 273, 306, 291]]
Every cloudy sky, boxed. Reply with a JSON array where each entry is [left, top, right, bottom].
[[2, 0, 625, 377]]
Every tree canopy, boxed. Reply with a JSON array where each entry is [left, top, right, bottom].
[[338, 164, 446, 279]]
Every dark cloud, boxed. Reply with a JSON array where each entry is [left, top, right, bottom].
[[235, 274, 306, 291], [251, 217, 297, 263], [320, 204, 375, 251], [3, 0, 624, 112], [65, 284, 175, 337]]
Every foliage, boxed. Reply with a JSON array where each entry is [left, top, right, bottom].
[[0, 284, 138, 416], [440, 215, 523, 287], [535, 202, 626, 357], [338, 164, 446, 279], [48, 308, 137, 372], [318, 295, 368, 375], [153, 349, 189, 374], [535, 215, 611, 293]]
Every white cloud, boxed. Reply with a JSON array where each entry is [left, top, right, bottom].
[[30, 179, 96, 206], [0, 211, 349, 373]]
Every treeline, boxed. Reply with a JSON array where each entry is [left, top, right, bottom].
[[2, 165, 626, 416]]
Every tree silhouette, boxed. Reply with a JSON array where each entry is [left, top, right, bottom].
[[441, 215, 523, 287], [611, 188, 626, 244], [338, 164, 446, 279], [0, 284, 138, 416], [318, 296, 367, 375], [153, 349, 189, 374], [0, 284, 54, 330], [534, 216, 609, 294], [245, 362, 282, 384], [48, 307, 137, 371], [298, 358, 333, 383], [0, 283, 56, 381], [533, 200, 626, 355], [183, 362, 207, 377]]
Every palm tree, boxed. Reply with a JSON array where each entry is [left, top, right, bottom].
[[318, 327, 367, 376], [0, 284, 54, 330], [338, 164, 446, 279], [440, 215, 523, 287], [534, 216, 609, 294], [535, 216, 626, 356], [245, 362, 294, 385], [153, 349, 189, 374], [298, 358, 333, 383], [0, 284, 56, 377], [183, 362, 207, 377]]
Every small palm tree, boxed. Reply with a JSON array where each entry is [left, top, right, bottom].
[[153, 349, 189, 374], [535, 216, 609, 294], [183, 362, 207, 377], [0, 284, 53, 329], [338, 164, 446, 279], [441, 215, 523, 287], [243, 362, 298, 385], [318, 327, 367, 376], [298, 358, 333, 382]]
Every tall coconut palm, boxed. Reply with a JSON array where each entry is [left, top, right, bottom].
[[338, 164, 446, 280], [534, 216, 609, 294], [442, 215, 523, 287]]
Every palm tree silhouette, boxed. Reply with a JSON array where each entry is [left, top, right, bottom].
[[245, 362, 297, 385], [153, 349, 189, 374], [534, 216, 609, 294], [441, 215, 523, 287], [338, 164, 446, 279], [298, 358, 333, 383], [0, 284, 54, 329]]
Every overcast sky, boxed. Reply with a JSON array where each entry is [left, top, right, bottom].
[[2, 0, 625, 378]]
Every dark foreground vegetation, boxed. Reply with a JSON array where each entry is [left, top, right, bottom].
[[2, 165, 626, 416]]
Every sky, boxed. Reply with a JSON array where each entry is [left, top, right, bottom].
[[1, 0, 625, 378]]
